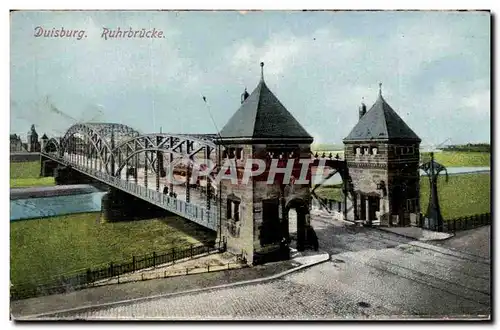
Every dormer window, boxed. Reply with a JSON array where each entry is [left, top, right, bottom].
[[356, 147, 361, 155], [363, 147, 369, 155], [371, 147, 378, 155]]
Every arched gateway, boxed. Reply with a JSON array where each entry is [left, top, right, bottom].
[[215, 63, 319, 264], [38, 65, 422, 267]]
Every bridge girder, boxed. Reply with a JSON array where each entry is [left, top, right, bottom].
[[55, 123, 140, 174], [112, 133, 217, 176], [44, 138, 61, 154], [43, 122, 217, 177]]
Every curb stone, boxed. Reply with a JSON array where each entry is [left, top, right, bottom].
[[373, 226, 455, 242], [17, 253, 330, 320]]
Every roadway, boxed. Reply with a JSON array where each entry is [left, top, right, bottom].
[[46, 217, 491, 320]]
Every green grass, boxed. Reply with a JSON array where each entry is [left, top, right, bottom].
[[10, 177, 55, 188], [421, 151, 490, 167], [420, 173, 490, 219], [10, 213, 215, 285], [314, 184, 343, 201], [311, 143, 344, 152], [10, 161, 55, 188], [310, 147, 490, 168], [315, 173, 491, 220], [10, 161, 41, 178]]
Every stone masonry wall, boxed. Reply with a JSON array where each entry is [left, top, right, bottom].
[[344, 141, 420, 225], [217, 144, 255, 263]]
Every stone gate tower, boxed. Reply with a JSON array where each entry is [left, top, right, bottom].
[[215, 63, 314, 265], [343, 85, 421, 226]]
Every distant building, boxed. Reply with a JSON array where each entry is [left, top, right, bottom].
[[10, 134, 26, 152], [10, 125, 49, 153], [26, 124, 41, 152], [40, 133, 49, 151]]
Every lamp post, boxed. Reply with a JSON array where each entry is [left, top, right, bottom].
[[419, 152, 448, 231]]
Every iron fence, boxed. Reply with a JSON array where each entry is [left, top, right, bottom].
[[11, 240, 226, 301], [419, 213, 491, 233]]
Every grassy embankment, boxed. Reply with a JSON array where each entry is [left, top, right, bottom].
[[10, 161, 54, 188], [315, 173, 490, 220], [310, 146, 490, 168], [420, 151, 490, 167], [10, 161, 216, 285], [313, 150, 490, 219], [419, 173, 490, 219], [10, 214, 215, 285]]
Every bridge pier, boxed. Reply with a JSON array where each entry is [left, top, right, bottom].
[[101, 188, 168, 222], [40, 157, 59, 177], [54, 165, 95, 185]]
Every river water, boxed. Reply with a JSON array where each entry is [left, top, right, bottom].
[[10, 166, 489, 221], [10, 192, 107, 221]]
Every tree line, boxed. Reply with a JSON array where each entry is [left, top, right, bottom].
[[442, 143, 490, 153]]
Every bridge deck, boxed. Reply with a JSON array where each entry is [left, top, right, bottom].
[[42, 152, 219, 231]]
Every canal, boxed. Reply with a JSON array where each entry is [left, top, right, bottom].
[[10, 192, 107, 221]]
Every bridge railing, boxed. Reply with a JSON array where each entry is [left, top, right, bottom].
[[43, 152, 219, 231]]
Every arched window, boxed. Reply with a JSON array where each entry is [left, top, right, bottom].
[[236, 148, 243, 160], [227, 193, 241, 222]]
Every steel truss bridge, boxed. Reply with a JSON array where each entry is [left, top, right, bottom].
[[41, 122, 355, 231]]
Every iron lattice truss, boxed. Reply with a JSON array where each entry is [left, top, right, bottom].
[[43, 122, 217, 176], [112, 133, 217, 176]]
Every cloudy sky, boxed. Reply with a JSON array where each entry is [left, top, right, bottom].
[[10, 10, 490, 146]]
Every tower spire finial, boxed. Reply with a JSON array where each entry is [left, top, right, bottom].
[[379, 82, 382, 97], [260, 62, 264, 81]]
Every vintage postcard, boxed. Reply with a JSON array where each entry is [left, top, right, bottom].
[[9, 9, 491, 321]]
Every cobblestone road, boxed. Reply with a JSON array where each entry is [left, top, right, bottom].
[[44, 218, 490, 320]]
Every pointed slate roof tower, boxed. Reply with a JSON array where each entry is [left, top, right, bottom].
[[218, 62, 313, 144], [344, 84, 421, 143]]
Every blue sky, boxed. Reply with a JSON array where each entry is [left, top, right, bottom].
[[10, 10, 490, 146]]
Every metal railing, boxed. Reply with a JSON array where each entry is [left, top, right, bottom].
[[11, 241, 226, 301], [42, 152, 219, 230], [419, 213, 491, 233]]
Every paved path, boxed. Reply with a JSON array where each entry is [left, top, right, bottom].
[[11, 259, 297, 318], [31, 218, 490, 320], [432, 225, 490, 260], [10, 184, 99, 200], [374, 226, 453, 241]]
